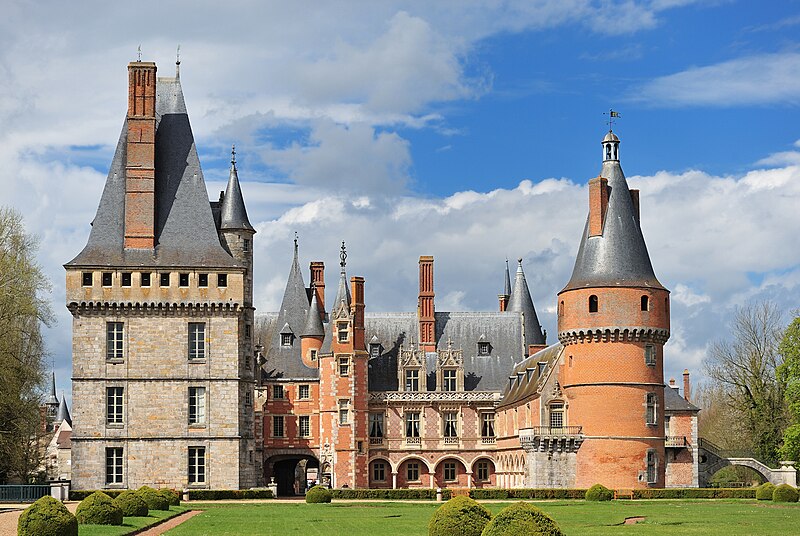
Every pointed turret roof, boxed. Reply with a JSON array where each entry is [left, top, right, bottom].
[[55, 392, 72, 427], [302, 291, 325, 338], [507, 259, 546, 347], [332, 241, 351, 313], [503, 259, 512, 297], [46, 372, 59, 407], [561, 130, 664, 292], [220, 145, 253, 231]]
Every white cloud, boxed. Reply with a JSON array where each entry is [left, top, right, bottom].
[[631, 52, 800, 107]]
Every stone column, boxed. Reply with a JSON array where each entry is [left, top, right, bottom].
[[392, 472, 398, 489]]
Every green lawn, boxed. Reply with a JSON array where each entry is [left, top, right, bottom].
[[79, 506, 187, 536], [163, 500, 800, 535]]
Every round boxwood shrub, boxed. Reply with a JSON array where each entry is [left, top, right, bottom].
[[305, 485, 333, 503], [75, 491, 123, 525], [137, 486, 170, 511], [481, 502, 564, 536], [585, 484, 613, 501], [17, 495, 78, 536], [428, 495, 492, 536], [113, 490, 149, 517], [773, 484, 799, 503], [158, 488, 181, 506], [756, 482, 776, 501]]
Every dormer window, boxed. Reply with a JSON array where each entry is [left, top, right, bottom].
[[337, 322, 349, 343], [443, 369, 457, 392], [405, 369, 420, 392], [370, 343, 381, 358], [477, 342, 491, 356], [280, 334, 293, 347]]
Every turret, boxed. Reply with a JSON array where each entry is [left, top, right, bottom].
[[301, 290, 325, 367], [507, 259, 546, 354], [498, 259, 511, 312], [219, 146, 255, 305], [45, 372, 60, 427], [55, 392, 72, 427]]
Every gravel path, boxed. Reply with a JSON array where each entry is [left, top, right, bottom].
[[0, 502, 79, 536], [136, 510, 202, 535]]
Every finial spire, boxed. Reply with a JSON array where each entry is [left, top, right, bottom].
[[340, 241, 347, 269], [137, 45, 142, 62], [294, 232, 298, 255], [231, 144, 236, 166], [176, 44, 181, 65], [603, 108, 622, 130]]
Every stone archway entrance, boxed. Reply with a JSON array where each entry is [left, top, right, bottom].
[[265, 454, 320, 496]]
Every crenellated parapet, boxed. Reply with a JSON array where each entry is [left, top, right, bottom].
[[558, 326, 670, 345]]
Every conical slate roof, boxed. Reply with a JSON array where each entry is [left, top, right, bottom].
[[302, 292, 325, 338], [56, 393, 72, 427], [503, 259, 512, 297], [220, 148, 253, 231], [331, 241, 351, 313], [561, 132, 664, 292], [46, 372, 59, 406], [507, 259, 546, 347]]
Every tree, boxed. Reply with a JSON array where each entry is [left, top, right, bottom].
[[0, 207, 53, 483], [778, 315, 800, 461], [703, 301, 788, 462]]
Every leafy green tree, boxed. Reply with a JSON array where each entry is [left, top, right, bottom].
[[778, 315, 800, 460], [0, 207, 53, 483]]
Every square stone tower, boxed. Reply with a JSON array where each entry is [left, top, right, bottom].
[[65, 59, 256, 491]]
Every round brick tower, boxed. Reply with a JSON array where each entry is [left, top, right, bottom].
[[557, 129, 670, 489]]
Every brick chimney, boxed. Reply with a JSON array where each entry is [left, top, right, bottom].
[[629, 189, 640, 224], [683, 369, 691, 402], [418, 256, 435, 352], [350, 276, 365, 350], [310, 261, 325, 321], [498, 294, 509, 312], [588, 176, 609, 237], [669, 377, 676, 387], [124, 61, 157, 249]]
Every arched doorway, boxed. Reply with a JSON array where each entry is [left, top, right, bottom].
[[265, 455, 320, 496]]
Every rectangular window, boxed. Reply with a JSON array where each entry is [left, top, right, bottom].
[[478, 342, 490, 356], [646, 393, 657, 425], [476, 461, 489, 481], [280, 333, 293, 347], [549, 403, 564, 429], [102, 272, 113, 286], [217, 273, 228, 287], [141, 272, 151, 287], [373, 462, 386, 482], [106, 387, 124, 425], [106, 322, 124, 360], [188, 323, 206, 360], [645, 345, 656, 366], [273, 416, 285, 437], [188, 446, 206, 485], [310, 349, 317, 361], [646, 450, 657, 483], [338, 357, 350, 376], [443, 412, 458, 438], [337, 322, 348, 342], [273, 385, 284, 400], [188, 387, 206, 425], [105, 447, 123, 485], [299, 415, 311, 437], [405, 369, 419, 392], [298, 385, 310, 399], [370, 344, 380, 358], [243, 239, 250, 252], [245, 390, 252, 406], [82, 272, 93, 286], [369, 413, 384, 439], [405, 412, 420, 438], [481, 413, 495, 438], [245, 324, 251, 338], [407, 461, 420, 481], [179, 273, 189, 287], [339, 399, 350, 425], [443, 462, 457, 481], [160, 272, 170, 287], [443, 369, 457, 391], [121, 272, 132, 287], [198, 273, 208, 287]]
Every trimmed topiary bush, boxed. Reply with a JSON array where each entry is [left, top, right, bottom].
[[17, 495, 78, 536], [75, 491, 123, 525], [158, 488, 181, 506], [585, 484, 613, 502], [480, 501, 564, 536], [773, 484, 799, 503], [756, 482, 776, 501], [305, 485, 333, 503], [428, 495, 492, 536], [113, 490, 149, 517], [137, 486, 170, 511]]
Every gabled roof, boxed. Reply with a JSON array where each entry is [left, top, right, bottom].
[[66, 74, 238, 269], [664, 385, 700, 412], [561, 133, 664, 292], [507, 260, 546, 347]]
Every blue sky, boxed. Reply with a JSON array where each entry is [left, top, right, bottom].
[[1, 1, 800, 405]]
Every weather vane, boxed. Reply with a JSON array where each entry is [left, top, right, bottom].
[[231, 144, 236, 165], [176, 44, 181, 65], [340, 241, 347, 269], [137, 45, 142, 62], [603, 109, 622, 130]]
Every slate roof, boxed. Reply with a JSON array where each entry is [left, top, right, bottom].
[[507, 260, 546, 346], [302, 293, 325, 338], [664, 385, 700, 412], [66, 74, 239, 269], [499, 343, 564, 407], [220, 154, 253, 231], [56, 393, 72, 427], [561, 132, 664, 292], [46, 372, 59, 406]]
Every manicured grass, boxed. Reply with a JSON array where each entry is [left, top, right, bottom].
[[164, 500, 800, 535], [79, 506, 187, 535]]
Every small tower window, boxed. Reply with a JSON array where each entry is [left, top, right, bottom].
[[141, 273, 151, 287], [370, 343, 381, 358], [160, 273, 170, 287], [646, 393, 657, 425], [280, 334, 293, 347], [243, 238, 250, 253], [641, 295, 649, 311], [198, 273, 208, 287], [82, 272, 93, 286], [559, 300, 564, 316], [217, 273, 228, 287], [645, 345, 656, 366], [478, 342, 491, 356], [337, 322, 349, 343], [102, 272, 113, 286], [121, 272, 132, 287], [589, 295, 598, 313], [179, 273, 189, 287], [549, 402, 564, 429]]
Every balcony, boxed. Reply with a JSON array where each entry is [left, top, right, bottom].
[[405, 436, 421, 447], [443, 436, 459, 445], [481, 436, 496, 445], [519, 426, 584, 453], [665, 435, 688, 448], [369, 436, 384, 446]]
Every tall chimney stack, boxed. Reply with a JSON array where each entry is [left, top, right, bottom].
[[124, 61, 157, 249], [310, 261, 326, 321], [418, 256, 435, 352], [683, 369, 691, 402], [588, 176, 609, 237], [350, 276, 365, 350]]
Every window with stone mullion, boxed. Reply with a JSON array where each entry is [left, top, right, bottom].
[[188, 446, 206, 484], [443, 412, 458, 438], [405, 412, 420, 437], [369, 413, 384, 438]]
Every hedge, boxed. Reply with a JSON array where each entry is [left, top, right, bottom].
[[113, 490, 149, 517], [70, 489, 126, 501], [481, 502, 564, 536], [756, 483, 776, 501], [17, 495, 78, 536], [585, 484, 613, 501], [470, 489, 586, 500], [773, 484, 799, 503], [75, 491, 123, 526], [632, 488, 756, 499], [305, 485, 333, 504], [185, 489, 274, 500], [429, 496, 491, 536], [330, 488, 451, 500], [137, 486, 170, 511]]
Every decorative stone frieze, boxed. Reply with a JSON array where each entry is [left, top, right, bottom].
[[558, 326, 669, 345], [369, 391, 501, 404]]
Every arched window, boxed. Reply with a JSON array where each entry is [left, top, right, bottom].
[[613, 145, 618, 159], [589, 295, 598, 313], [605, 144, 611, 160], [641, 295, 649, 311]]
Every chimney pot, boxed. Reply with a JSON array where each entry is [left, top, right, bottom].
[[683, 369, 691, 402]]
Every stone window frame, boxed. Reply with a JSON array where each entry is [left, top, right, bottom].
[[645, 344, 656, 367], [337, 321, 349, 343], [188, 446, 207, 486], [645, 392, 657, 426], [372, 461, 386, 482], [280, 333, 293, 347], [645, 449, 657, 484], [548, 400, 566, 429], [338, 356, 350, 376], [443, 461, 457, 482], [480, 412, 495, 438], [217, 273, 228, 287], [442, 411, 459, 439], [272, 415, 285, 438], [404, 410, 421, 438], [369, 412, 384, 439], [121, 272, 132, 287], [198, 273, 209, 287], [245, 389, 252, 407], [272, 384, 285, 400], [160, 272, 170, 287], [106, 386, 124, 427], [102, 272, 113, 287], [106, 321, 125, 361], [188, 386, 207, 427], [298, 384, 310, 400], [406, 461, 420, 481], [404, 368, 421, 392], [188, 322, 207, 361], [477, 341, 491, 356], [475, 460, 490, 482], [82, 271, 93, 286], [370, 343, 381, 358], [298, 415, 311, 438], [179, 273, 190, 287], [338, 399, 350, 425], [140, 272, 151, 287], [441, 369, 458, 392], [105, 446, 124, 487]]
